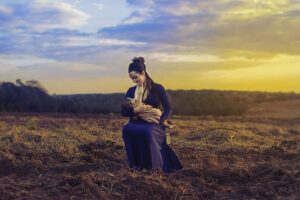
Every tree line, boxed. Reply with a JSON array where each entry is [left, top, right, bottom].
[[0, 80, 299, 116]]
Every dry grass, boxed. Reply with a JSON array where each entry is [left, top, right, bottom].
[[0, 99, 300, 199]]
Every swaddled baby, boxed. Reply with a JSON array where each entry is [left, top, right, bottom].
[[122, 97, 175, 129]]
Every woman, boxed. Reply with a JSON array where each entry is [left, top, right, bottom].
[[121, 56, 183, 173]]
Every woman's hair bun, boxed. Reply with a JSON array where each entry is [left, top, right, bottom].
[[132, 56, 145, 64], [129, 56, 146, 73]]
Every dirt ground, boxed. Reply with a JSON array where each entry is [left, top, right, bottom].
[[0, 100, 299, 199]]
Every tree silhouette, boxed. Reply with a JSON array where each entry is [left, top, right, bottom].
[[1, 79, 299, 115]]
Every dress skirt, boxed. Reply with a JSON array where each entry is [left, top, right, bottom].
[[122, 121, 183, 173]]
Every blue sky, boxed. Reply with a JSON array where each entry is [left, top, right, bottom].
[[0, 0, 299, 94]]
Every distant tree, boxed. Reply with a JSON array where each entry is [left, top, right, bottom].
[[16, 79, 24, 86], [25, 80, 48, 94]]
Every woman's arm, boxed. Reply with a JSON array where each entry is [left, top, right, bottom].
[[121, 88, 135, 117], [158, 84, 172, 124]]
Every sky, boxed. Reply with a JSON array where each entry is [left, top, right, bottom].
[[0, 0, 299, 94]]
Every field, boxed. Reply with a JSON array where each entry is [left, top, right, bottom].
[[0, 99, 300, 199]]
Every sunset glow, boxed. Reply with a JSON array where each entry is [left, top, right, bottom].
[[0, 0, 299, 94]]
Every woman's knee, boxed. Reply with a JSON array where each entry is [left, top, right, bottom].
[[122, 124, 130, 137], [122, 123, 136, 138]]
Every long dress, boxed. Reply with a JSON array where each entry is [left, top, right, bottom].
[[121, 83, 183, 173]]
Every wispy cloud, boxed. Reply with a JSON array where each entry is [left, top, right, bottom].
[[149, 52, 259, 63], [0, 54, 56, 71], [1, 0, 90, 32], [92, 3, 104, 11], [0, 4, 12, 15]]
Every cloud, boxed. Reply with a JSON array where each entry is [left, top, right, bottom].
[[0, 54, 56, 71], [38, 35, 147, 48], [92, 3, 104, 11], [97, 0, 300, 58], [0, 0, 90, 32], [126, 0, 154, 7], [121, 8, 152, 25], [0, 53, 109, 83], [97, 1, 225, 52], [0, 5, 12, 15], [2, 0, 299, 59], [149, 52, 256, 63]]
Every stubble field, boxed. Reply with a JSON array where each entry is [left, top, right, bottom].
[[0, 99, 299, 199]]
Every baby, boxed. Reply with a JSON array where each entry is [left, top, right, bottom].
[[122, 97, 175, 129]]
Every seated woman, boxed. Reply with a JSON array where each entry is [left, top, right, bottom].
[[121, 56, 183, 173]]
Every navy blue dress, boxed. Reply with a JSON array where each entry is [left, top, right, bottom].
[[121, 83, 183, 173]]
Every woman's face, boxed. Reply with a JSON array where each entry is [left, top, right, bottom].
[[129, 71, 145, 86]]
